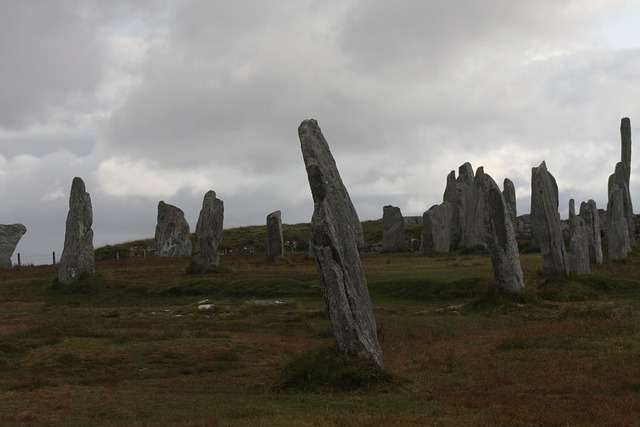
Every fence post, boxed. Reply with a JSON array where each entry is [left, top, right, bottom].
[[17, 253, 21, 267], [52, 251, 56, 265]]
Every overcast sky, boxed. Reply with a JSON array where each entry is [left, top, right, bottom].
[[2, 0, 640, 262]]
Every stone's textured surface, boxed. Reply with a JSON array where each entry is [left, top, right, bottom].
[[607, 183, 631, 261], [298, 119, 383, 368], [608, 162, 635, 245], [569, 215, 591, 275], [621, 117, 632, 186], [530, 161, 569, 275], [478, 170, 524, 293], [460, 166, 488, 248], [58, 177, 95, 285], [155, 201, 192, 257], [382, 205, 406, 252], [502, 178, 517, 226], [195, 191, 224, 266], [579, 200, 603, 265], [421, 202, 452, 253], [266, 210, 284, 261], [0, 224, 27, 268], [443, 170, 460, 242]]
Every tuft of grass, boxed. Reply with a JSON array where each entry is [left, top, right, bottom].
[[370, 277, 485, 301], [185, 261, 234, 275], [467, 283, 526, 312], [272, 346, 401, 393]]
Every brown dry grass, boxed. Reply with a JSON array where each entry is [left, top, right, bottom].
[[1, 250, 639, 426]]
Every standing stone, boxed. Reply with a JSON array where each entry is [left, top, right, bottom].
[[608, 162, 635, 245], [502, 178, 517, 226], [607, 183, 631, 261], [569, 215, 590, 275], [621, 117, 632, 187], [382, 205, 406, 251], [155, 201, 192, 257], [58, 177, 94, 285], [460, 166, 488, 248], [266, 210, 284, 261], [298, 119, 383, 368], [530, 161, 569, 275], [568, 199, 576, 241], [195, 191, 224, 266], [579, 200, 603, 265], [421, 202, 452, 253], [0, 224, 27, 268], [478, 170, 524, 293]]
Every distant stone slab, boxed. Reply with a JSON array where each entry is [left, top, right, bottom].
[[569, 215, 590, 275], [155, 201, 192, 257], [530, 161, 568, 275], [0, 224, 26, 268], [421, 202, 452, 253], [579, 200, 603, 265], [266, 210, 284, 261], [382, 205, 405, 251], [58, 177, 95, 285], [195, 191, 224, 266], [299, 118, 383, 368]]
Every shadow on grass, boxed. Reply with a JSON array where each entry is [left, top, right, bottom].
[[272, 346, 405, 393]]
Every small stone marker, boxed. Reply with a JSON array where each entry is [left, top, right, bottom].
[[579, 200, 603, 265], [382, 205, 406, 251], [266, 210, 284, 261]]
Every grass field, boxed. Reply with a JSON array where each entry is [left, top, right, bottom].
[[2, 243, 640, 426]]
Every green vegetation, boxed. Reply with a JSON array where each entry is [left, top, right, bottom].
[[2, 241, 640, 425]]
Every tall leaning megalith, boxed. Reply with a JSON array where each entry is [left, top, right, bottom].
[[530, 161, 569, 275], [58, 177, 95, 285], [195, 190, 224, 266], [298, 119, 383, 368]]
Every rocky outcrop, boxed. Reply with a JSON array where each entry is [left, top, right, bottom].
[[421, 202, 452, 253], [58, 177, 95, 285], [579, 200, 603, 265], [477, 170, 524, 293], [195, 191, 224, 266], [0, 224, 26, 268], [298, 118, 383, 368], [382, 205, 406, 251], [530, 161, 568, 275], [155, 201, 192, 257], [266, 210, 284, 261]]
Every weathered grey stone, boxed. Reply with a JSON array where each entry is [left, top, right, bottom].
[[530, 161, 569, 275], [478, 170, 524, 293], [608, 162, 635, 245], [298, 118, 383, 368], [0, 224, 26, 268], [443, 170, 460, 245], [382, 205, 406, 251], [266, 210, 284, 261], [451, 162, 476, 248], [195, 191, 224, 266], [579, 200, 603, 265], [461, 166, 488, 248], [421, 202, 452, 253], [569, 215, 590, 275], [502, 178, 517, 226], [155, 201, 192, 257], [621, 117, 632, 187], [607, 183, 631, 261], [58, 177, 94, 285]]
